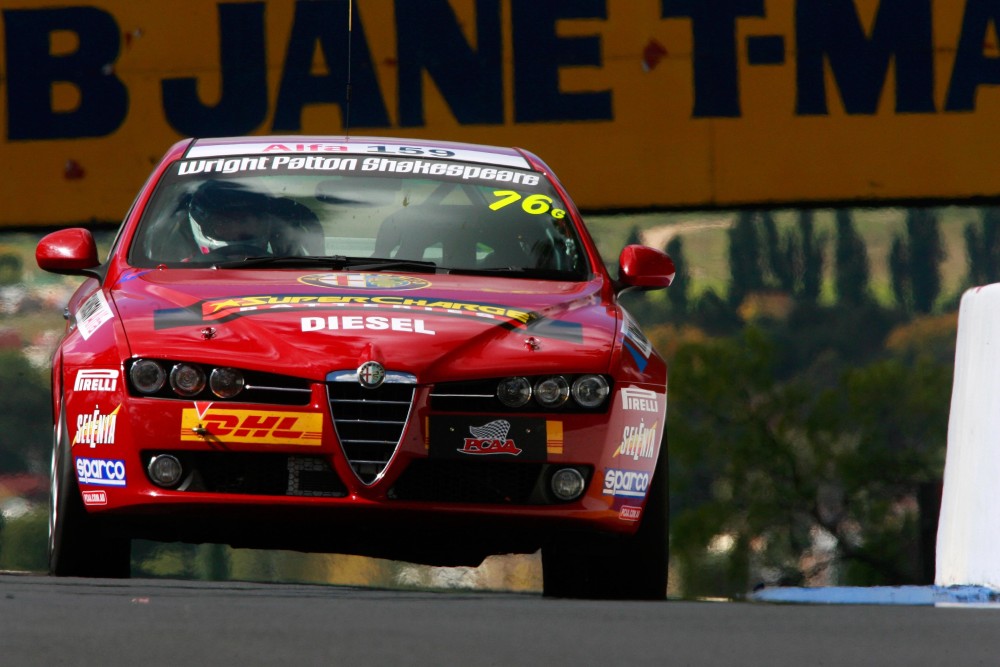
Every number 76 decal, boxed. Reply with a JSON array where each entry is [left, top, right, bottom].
[[490, 190, 566, 219]]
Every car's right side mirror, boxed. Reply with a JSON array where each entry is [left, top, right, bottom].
[[36, 228, 100, 276], [617, 244, 675, 292]]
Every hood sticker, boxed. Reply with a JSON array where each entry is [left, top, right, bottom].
[[298, 273, 431, 290], [157, 293, 531, 327], [151, 293, 585, 343]]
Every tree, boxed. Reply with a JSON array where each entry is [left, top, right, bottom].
[[890, 209, 945, 314], [665, 235, 689, 317], [761, 212, 795, 293], [963, 209, 1000, 288], [728, 212, 765, 307], [907, 209, 944, 314], [834, 210, 870, 305], [889, 235, 911, 311], [667, 327, 950, 597], [799, 211, 824, 304], [0, 351, 50, 474]]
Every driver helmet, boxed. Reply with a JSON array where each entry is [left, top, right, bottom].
[[188, 181, 272, 253]]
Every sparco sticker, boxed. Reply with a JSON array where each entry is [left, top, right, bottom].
[[76, 457, 127, 487], [602, 468, 650, 498]]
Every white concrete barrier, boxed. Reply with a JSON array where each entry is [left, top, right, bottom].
[[936, 283, 1000, 588]]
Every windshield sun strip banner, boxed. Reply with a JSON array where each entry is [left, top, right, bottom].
[[184, 142, 531, 169], [172, 153, 542, 189]]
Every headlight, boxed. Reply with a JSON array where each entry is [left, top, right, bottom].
[[496, 376, 532, 407], [534, 376, 570, 407], [571, 375, 609, 408], [210, 367, 245, 399], [130, 359, 167, 394], [170, 363, 206, 397]]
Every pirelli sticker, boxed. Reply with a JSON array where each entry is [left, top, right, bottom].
[[181, 408, 322, 446]]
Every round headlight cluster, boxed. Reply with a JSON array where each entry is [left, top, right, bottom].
[[497, 376, 532, 407], [130, 359, 167, 394], [571, 375, 610, 408], [170, 363, 206, 397], [210, 367, 245, 399], [129, 359, 245, 399], [534, 376, 570, 407], [496, 374, 609, 409]]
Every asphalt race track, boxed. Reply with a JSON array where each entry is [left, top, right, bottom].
[[2, 574, 1000, 666]]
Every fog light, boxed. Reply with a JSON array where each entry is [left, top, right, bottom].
[[170, 363, 206, 397], [551, 467, 586, 501], [148, 455, 183, 488], [130, 359, 166, 394]]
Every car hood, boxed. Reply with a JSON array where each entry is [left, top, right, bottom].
[[109, 269, 618, 382]]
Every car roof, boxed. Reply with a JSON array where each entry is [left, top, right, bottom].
[[183, 135, 534, 170]]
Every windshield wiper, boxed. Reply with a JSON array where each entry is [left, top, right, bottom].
[[342, 257, 439, 273], [213, 255, 439, 273], [448, 266, 586, 280]]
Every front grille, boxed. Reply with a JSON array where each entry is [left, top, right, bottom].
[[142, 452, 346, 497], [389, 460, 552, 504], [327, 373, 415, 484]]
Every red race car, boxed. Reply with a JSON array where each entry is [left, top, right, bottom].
[[37, 136, 674, 599]]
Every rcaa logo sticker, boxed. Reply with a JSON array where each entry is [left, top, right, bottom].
[[76, 457, 127, 487]]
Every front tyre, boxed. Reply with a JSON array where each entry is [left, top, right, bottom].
[[49, 404, 131, 578], [542, 449, 669, 600]]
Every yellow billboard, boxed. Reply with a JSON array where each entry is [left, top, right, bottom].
[[1, 0, 998, 226]]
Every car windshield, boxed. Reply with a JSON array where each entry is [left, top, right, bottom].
[[128, 154, 589, 279]]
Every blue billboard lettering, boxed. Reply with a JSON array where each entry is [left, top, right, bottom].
[[661, 0, 766, 118], [162, 3, 268, 136], [796, 0, 934, 115], [3, 6, 128, 140], [397, 0, 503, 127], [512, 0, 612, 123], [945, 0, 1000, 112], [272, 0, 389, 131]]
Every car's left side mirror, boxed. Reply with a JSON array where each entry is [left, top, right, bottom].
[[617, 244, 675, 292], [36, 228, 100, 276]]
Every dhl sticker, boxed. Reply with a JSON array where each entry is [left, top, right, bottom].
[[181, 408, 323, 446]]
